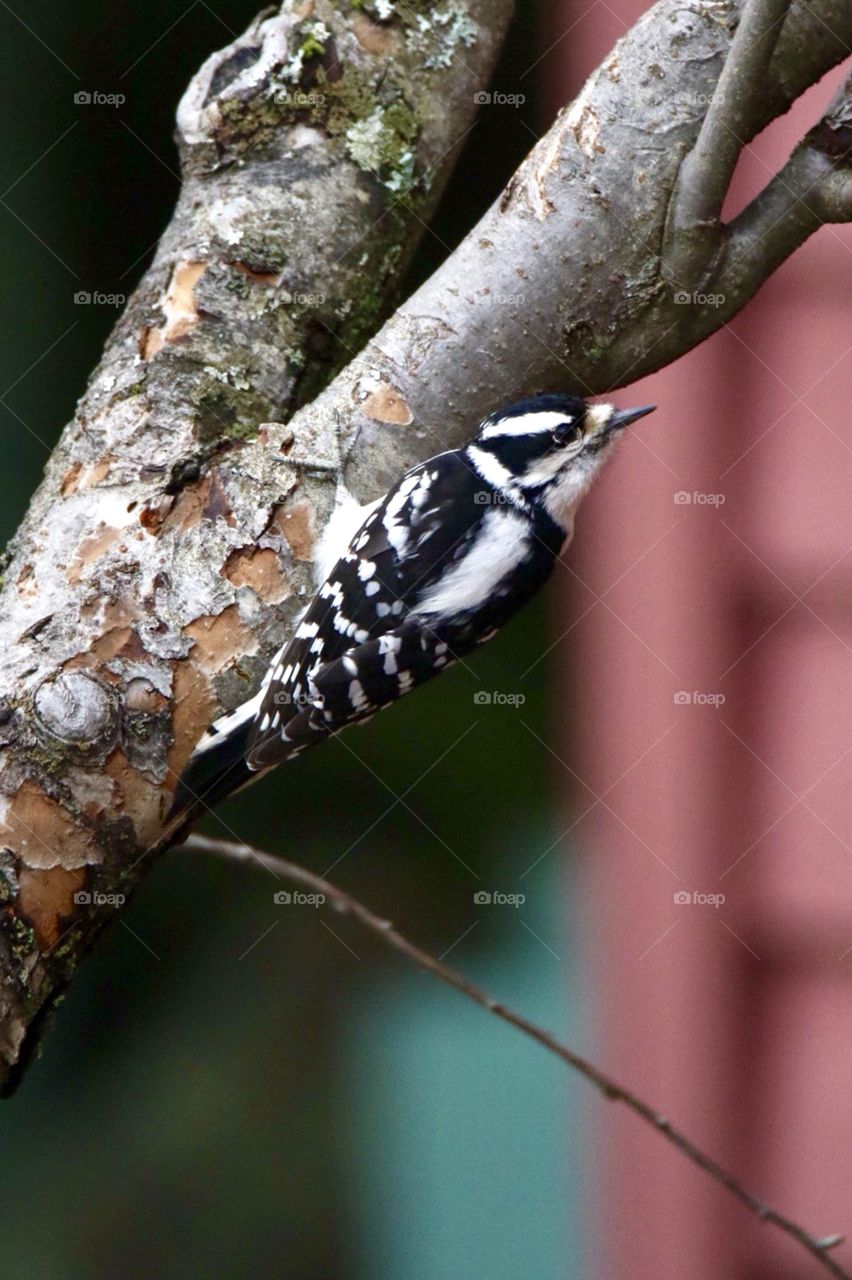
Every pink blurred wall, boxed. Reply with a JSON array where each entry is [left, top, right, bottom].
[[541, 3, 852, 1275]]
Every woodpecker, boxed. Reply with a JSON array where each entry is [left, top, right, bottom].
[[169, 393, 654, 822]]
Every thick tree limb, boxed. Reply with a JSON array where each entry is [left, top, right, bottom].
[[0, 0, 513, 1093], [185, 832, 851, 1280], [0, 0, 849, 1091], [303, 0, 852, 507]]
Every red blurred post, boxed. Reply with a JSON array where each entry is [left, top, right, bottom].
[[541, 3, 852, 1275]]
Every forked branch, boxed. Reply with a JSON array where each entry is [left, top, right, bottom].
[[722, 70, 852, 290], [665, 0, 851, 288]]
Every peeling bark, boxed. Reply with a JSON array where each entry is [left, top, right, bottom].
[[0, 0, 849, 1093], [318, 0, 852, 502], [0, 0, 512, 1093]]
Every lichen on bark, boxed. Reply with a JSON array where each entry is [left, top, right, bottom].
[[1, 0, 849, 1097], [0, 0, 512, 1093]]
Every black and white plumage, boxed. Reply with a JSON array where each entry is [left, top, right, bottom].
[[168, 393, 654, 821]]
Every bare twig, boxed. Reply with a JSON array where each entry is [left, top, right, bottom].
[[183, 831, 850, 1280], [3, 0, 852, 1093]]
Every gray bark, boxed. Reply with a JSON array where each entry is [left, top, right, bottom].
[[0, 0, 512, 1092], [0, 0, 849, 1093], [324, 0, 852, 502]]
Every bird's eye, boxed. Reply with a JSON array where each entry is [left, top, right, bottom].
[[551, 421, 580, 447]]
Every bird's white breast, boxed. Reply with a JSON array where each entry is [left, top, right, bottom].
[[413, 506, 531, 619]]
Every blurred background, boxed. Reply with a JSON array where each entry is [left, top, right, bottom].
[[0, 2, 849, 1278]]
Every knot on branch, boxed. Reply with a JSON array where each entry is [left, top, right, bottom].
[[33, 672, 116, 748]]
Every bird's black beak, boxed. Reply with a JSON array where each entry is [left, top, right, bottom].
[[607, 404, 656, 432]]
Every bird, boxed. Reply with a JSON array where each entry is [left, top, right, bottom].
[[168, 392, 655, 824]]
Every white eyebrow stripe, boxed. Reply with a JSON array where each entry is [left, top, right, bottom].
[[479, 410, 573, 439], [466, 444, 514, 490]]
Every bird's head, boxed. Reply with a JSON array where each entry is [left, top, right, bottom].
[[467, 392, 655, 529]]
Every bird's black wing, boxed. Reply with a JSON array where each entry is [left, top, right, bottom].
[[246, 619, 459, 767], [245, 451, 490, 770]]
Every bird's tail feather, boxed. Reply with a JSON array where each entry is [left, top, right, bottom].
[[167, 692, 262, 825]]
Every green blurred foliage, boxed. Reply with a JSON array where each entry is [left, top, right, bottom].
[[0, 3, 587, 1276]]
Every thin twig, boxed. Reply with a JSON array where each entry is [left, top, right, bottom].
[[183, 831, 850, 1280]]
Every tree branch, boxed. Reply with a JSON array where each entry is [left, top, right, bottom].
[[665, 0, 795, 283], [183, 831, 851, 1280], [276, 0, 852, 509], [0, 0, 513, 1093], [0, 0, 850, 1090], [722, 70, 852, 287]]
